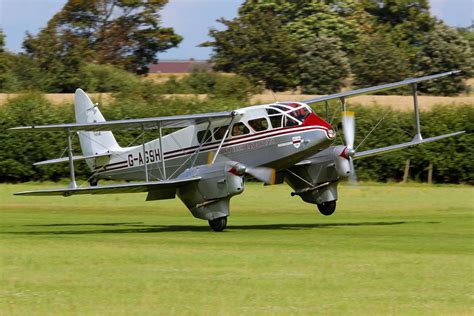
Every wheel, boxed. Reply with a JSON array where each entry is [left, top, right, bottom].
[[317, 201, 336, 216], [208, 217, 227, 232], [89, 177, 99, 187]]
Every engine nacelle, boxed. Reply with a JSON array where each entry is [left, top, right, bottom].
[[285, 145, 350, 205], [176, 161, 245, 220]]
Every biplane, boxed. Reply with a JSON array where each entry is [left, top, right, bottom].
[[10, 71, 464, 231]]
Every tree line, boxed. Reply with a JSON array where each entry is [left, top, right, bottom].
[[0, 93, 472, 184], [205, 0, 473, 95], [0, 0, 473, 95]]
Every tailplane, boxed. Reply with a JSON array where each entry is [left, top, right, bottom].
[[74, 89, 120, 157]]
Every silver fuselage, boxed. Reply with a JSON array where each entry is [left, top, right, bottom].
[[93, 104, 335, 181]]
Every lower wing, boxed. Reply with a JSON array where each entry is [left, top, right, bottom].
[[14, 177, 201, 201], [354, 131, 464, 160]]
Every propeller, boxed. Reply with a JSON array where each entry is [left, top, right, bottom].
[[246, 166, 275, 184], [342, 111, 357, 184], [228, 163, 274, 185]]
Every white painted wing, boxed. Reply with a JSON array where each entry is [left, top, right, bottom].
[[9, 111, 236, 132], [14, 177, 201, 201], [354, 131, 465, 160], [302, 71, 460, 104], [33, 153, 111, 166]]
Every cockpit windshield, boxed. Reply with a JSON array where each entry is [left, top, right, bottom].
[[265, 102, 313, 128]]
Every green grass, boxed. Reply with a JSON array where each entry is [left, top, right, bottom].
[[1, 182, 473, 315]]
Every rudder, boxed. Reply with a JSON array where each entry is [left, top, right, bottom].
[[74, 89, 120, 157]]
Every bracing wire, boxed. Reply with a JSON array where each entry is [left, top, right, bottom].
[[285, 168, 314, 188], [355, 110, 391, 151]]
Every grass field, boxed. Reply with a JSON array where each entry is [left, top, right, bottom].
[[1, 182, 473, 315]]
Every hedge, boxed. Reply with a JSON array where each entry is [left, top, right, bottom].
[[0, 93, 472, 184]]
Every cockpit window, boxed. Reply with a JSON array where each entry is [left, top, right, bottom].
[[248, 118, 268, 132], [266, 108, 279, 115], [289, 107, 311, 122], [284, 116, 299, 127], [231, 122, 250, 136], [266, 102, 313, 128], [272, 105, 290, 112], [213, 125, 229, 140]]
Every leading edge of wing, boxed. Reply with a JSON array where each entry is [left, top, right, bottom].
[[354, 131, 465, 160], [302, 71, 461, 104], [9, 111, 236, 133], [14, 177, 201, 197], [33, 152, 111, 166]]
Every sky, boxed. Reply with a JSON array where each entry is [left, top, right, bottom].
[[0, 0, 472, 60]]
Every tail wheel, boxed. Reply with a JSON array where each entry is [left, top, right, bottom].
[[317, 201, 336, 216], [208, 217, 227, 232], [88, 177, 99, 187]]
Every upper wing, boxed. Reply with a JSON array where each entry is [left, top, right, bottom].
[[14, 177, 201, 201], [302, 71, 460, 104], [9, 111, 237, 132]]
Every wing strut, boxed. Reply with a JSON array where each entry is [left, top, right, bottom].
[[412, 83, 422, 141], [158, 122, 166, 180], [340, 97, 346, 112], [141, 125, 149, 182], [191, 120, 211, 167], [324, 101, 329, 121], [66, 128, 77, 188], [211, 113, 237, 164]]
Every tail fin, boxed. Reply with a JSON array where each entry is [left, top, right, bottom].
[[74, 89, 120, 157]]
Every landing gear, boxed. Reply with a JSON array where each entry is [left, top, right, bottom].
[[208, 216, 227, 232], [317, 200, 336, 216], [88, 177, 99, 187]]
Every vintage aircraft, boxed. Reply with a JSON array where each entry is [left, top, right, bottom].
[[10, 71, 464, 231]]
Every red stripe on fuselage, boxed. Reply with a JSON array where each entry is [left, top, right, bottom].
[[164, 125, 327, 157], [96, 125, 327, 173]]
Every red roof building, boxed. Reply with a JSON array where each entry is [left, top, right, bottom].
[[148, 59, 212, 73]]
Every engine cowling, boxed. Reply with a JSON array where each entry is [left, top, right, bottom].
[[176, 161, 245, 220], [285, 145, 350, 205]]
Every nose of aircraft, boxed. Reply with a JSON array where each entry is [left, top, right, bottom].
[[302, 113, 335, 140]]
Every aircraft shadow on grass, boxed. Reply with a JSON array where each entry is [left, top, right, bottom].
[[6, 221, 440, 235]]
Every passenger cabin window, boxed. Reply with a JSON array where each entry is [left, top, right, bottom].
[[197, 130, 212, 143], [213, 125, 229, 140], [248, 118, 268, 132], [231, 122, 250, 136], [270, 116, 283, 128]]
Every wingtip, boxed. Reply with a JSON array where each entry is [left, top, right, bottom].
[[8, 126, 31, 132]]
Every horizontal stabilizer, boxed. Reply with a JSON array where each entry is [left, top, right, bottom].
[[354, 131, 465, 159], [14, 177, 201, 198], [34, 153, 111, 166]]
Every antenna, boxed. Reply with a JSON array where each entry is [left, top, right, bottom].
[[270, 90, 278, 103]]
